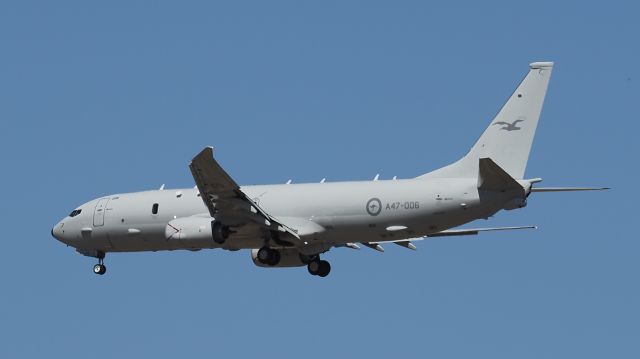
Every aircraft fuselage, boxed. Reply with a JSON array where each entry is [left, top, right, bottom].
[[52, 178, 516, 256], [52, 61, 567, 277]]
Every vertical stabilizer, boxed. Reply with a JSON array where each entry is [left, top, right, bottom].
[[418, 62, 553, 179]]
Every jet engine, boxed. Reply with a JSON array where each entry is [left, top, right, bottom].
[[251, 248, 307, 268], [165, 217, 230, 244]]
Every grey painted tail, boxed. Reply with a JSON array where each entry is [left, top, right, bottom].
[[418, 62, 554, 180]]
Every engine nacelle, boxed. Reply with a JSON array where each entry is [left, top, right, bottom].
[[251, 248, 307, 268], [165, 217, 229, 244]]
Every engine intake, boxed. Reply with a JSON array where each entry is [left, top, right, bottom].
[[251, 248, 307, 268], [165, 217, 229, 245]]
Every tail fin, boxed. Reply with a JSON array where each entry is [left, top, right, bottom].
[[418, 62, 554, 180]]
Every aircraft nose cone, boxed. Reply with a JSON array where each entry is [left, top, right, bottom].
[[51, 223, 64, 243]]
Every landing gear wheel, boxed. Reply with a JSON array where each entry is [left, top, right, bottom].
[[211, 222, 230, 244], [93, 252, 107, 275], [93, 263, 106, 275], [257, 247, 281, 266], [307, 260, 320, 275], [307, 259, 330, 277], [317, 260, 331, 277]]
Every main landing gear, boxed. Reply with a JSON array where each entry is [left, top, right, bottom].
[[307, 258, 331, 277], [92, 251, 106, 275]]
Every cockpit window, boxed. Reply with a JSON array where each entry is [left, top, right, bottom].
[[69, 209, 82, 217]]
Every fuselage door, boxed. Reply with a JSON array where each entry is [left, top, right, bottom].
[[93, 198, 110, 227]]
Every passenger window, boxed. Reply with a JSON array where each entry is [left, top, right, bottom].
[[152, 203, 159, 215]]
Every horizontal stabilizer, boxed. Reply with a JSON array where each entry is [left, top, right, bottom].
[[531, 187, 610, 192], [426, 225, 536, 237], [478, 158, 523, 192], [369, 226, 536, 248]]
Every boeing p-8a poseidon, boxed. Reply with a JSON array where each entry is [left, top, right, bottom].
[[52, 62, 607, 277]]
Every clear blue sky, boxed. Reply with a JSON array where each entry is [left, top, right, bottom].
[[1, 1, 637, 358]]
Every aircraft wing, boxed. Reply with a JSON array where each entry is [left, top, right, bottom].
[[189, 147, 300, 240], [352, 225, 536, 251]]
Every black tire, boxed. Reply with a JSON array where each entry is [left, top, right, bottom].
[[211, 222, 229, 244], [307, 260, 320, 276], [93, 264, 106, 275], [318, 260, 331, 277]]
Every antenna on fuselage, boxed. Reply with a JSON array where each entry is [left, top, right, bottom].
[[286, 179, 292, 184], [159, 184, 165, 190], [320, 178, 326, 183], [373, 174, 380, 181]]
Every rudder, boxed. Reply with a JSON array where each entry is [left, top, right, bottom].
[[419, 62, 553, 179]]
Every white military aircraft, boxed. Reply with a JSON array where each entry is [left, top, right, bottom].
[[52, 62, 607, 277]]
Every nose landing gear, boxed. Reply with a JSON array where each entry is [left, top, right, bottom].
[[92, 251, 106, 275], [93, 263, 106, 275]]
